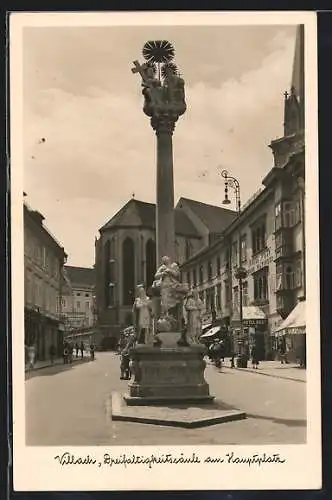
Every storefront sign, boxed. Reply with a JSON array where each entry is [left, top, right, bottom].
[[243, 319, 267, 326], [247, 248, 274, 274]]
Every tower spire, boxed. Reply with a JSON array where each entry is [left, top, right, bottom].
[[291, 24, 305, 126]]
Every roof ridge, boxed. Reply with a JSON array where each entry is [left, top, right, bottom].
[[178, 197, 236, 212]]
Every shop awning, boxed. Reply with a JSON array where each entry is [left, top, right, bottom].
[[242, 306, 266, 321], [202, 323, 212, 331], [274, 300, 306, 336], [200, 326, 221, 339]]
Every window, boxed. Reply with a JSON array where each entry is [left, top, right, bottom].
[[224, 248, 230, 269], [42, 247, 47, 268], [232, 241, 238, 267], [251, 218, 266, 254], [275, 202, 282, 231], [285, 265, 295, 289], [199, 265, 204, 284], [233, 286, 239, 311], [216, 284, 221, 310], [224, 279, 231, 306], [242, 281, 249, 306], [193, 269, 197, 286], [205, 289, 211, 311], [207, 287, 214, 312], [185, 240, 192, 260], [216, 256, 221, 276], [283, 202, 295, 227], [294, 198, 302, 225], [207, 260, 213, 281], [186, 272, 191, 287], [85, 293, 90, 298], [109, 283, 116, 307], [122, 237, 135, 306], [146, 239, 156, 289], [85, 301, 90, 311], [240, 235, 247, 263], [294, 260, 302, 288], [253, 268, 269, 302], [76, 301, 81, 310], [77, 293, 81, 297]]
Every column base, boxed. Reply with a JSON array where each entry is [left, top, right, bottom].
[[126, 342, 213, 405]]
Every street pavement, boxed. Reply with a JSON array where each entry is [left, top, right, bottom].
[[25, 352, 306, 446]]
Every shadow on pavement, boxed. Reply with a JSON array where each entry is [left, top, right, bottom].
[[246, 412, 306, 427], [25, 358, 92, 380]]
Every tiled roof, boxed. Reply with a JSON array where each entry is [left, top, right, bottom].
[[64, 266, 95, 287], [99, 199, 200, 238], [177, 197, 237, 233]]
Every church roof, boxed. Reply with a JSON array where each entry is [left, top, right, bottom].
[[176, 197, 237, 233], [64, 266, 95, 287], [99, 199, 201, 238]]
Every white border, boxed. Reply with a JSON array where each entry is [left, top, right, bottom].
[[10, 11, 321, 491]]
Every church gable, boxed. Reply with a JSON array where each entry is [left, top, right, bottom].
[[115, 202, 143, 227], [99, 200, 150, 232]]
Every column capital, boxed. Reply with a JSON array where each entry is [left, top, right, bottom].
[[151, 113, 178, 136]]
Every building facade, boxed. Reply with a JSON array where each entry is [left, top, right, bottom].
[[181, 25, 305, 362], [24, 202, 67, 362], [59, 266, 96, 334], [94, 197, 236, 344]]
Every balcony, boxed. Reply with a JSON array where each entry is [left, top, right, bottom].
[[274, 244, 294, 261]]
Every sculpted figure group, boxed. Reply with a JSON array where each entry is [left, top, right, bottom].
[[131, 60, 186, 119], [132, 256, 205, 346]]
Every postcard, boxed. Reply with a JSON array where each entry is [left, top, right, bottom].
[[10, 10, 320, 491]]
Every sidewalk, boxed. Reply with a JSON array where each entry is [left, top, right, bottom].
[[25, 354, 89, 373], [207, 359, 306, 383]]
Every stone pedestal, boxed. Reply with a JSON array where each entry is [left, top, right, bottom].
[[124, 343, 213, 405]]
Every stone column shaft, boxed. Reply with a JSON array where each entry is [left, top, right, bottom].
[[154, 116, 176, 263]]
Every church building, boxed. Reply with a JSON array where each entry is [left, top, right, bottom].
[[94, 197, 237, 342]]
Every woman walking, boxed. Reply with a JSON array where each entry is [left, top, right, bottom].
[[251, 344, 259, 369]]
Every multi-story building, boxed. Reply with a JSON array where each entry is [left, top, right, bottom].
[[24, 201, 67, 362], [181, 24, 305, 362], [59, 266, 96, 334], [94, 197, 236, 344]]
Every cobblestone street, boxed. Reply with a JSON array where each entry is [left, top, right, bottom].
[[25, 352, 306, 446]]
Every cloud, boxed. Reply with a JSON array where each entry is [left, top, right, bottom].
[[23, 25, 296, 267]]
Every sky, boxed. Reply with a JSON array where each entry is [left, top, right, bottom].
[[23, 23, 297, 268]]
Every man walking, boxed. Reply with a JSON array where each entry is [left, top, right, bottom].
[[49, 344, 56, 365], [27, 344, 36, 371]]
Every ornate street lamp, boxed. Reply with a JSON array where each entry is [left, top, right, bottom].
[[219, 169, 249, 368]]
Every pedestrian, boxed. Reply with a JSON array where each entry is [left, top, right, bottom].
[[278, 338, 288, 364], [90, 342, 95, 361], [75, 343, 80, 358], [63, 342, 69, 364], [68, 343, 73, 363], [210, 340, 223, 370], [251, 344, 259, 369], [120, 333, 136, 380], [230, 350, 235, 368], [49, 344, 56, 365], [27, 344, 36, 370], [80, 341, 84, 359]]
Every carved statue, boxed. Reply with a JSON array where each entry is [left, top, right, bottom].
[[164, 71, 186, 114], [184, 289, 205, 344], [152, 256, 189, 332], [132, 285, 153, 345], [132, 59, 186, 119]]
